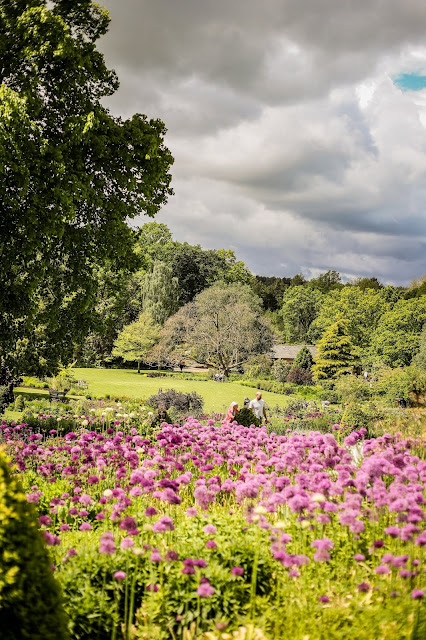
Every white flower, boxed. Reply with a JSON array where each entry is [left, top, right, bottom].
[[103, 489, 113, 497]]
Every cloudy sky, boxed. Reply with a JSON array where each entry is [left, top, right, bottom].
[[99, 0, 426, 284]]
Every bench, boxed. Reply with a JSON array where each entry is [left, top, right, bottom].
[[49, 390, 67, 401]]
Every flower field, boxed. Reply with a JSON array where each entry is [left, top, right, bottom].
[[1, 410, 425, 640]]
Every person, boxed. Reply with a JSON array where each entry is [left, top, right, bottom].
[[248, 392, 268, 424], [179, 361, 185, 373], [224, 401, 238, 424], [243, 397, 250, 407]]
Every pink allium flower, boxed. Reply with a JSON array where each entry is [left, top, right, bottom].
[[119, 516, 138, 531], [357, 582, 370, 592], [165, 550, 179, 562], [99, 532, 115, 555], [145, 507, 157, 517], [121, 537, 134, 549], [43, 531, 61, 546], [319, 595, 329, 603], [114, 571, 126, 580], [146, 583, 159, 592], [288, 569, 300, 578], [203, 524, 216, 535], [79, 493, 93, 506], [95, 513, 105, 521], [231, 566, 244, 576], [79, 522, 92, 531], [411, 589, 424, 599], [206, 540, 217, 549], [150, 551, 162, 562], [375, 565, 390, 575], [197, 582, 214, 597], [186, 507, 198, 517], [311, 538, 334, 551], [39, 515, 52, 526], [354, 554, 365, 562], [59, 524, 70, 531], [314, 551, 330, 562]]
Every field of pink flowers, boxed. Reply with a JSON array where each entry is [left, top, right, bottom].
[[1, 412, 425, 640]]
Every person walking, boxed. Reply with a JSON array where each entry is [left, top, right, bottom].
[[248, 392, 268, 424]]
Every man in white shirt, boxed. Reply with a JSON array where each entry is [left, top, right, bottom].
[[248, 392, 268, 424]]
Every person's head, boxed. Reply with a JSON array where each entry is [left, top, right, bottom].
[[230, 401, 238, 409], [255, 392, 262, 401]]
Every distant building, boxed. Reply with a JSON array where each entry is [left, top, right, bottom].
[[269, 344, 318, 363]]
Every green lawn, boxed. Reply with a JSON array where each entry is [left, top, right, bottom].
[[67, 368, 290, 413]]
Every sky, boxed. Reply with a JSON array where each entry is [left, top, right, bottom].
[[98, 0, 426, 285]]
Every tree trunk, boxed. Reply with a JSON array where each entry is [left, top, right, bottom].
[[137, 360, 140, 374]]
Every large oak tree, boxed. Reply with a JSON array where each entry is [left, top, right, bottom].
[[0, 1, 173, 371]]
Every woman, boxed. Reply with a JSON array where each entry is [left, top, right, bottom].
[[224, 401, 238, 425]]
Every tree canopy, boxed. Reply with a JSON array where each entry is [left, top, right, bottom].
[[112, 312, 159, 373], [1, 0, 173, 369], [312, 315, 359, 381], [158, 283, 275, 376]]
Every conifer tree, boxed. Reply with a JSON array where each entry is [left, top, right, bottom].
[[292, 345, 314, 371], [312, 315, 358, 381]]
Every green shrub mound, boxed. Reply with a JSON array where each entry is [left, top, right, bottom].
[[236, 406, 261, 428], [0, 452, 69, 640]]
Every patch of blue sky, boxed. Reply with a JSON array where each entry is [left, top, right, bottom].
[[393, 73, 426, 92]]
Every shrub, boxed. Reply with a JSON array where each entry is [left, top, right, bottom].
[[286, 366, 313, 385], [341, 402, 381, 434], [335, 375, 371, 404], [271, 360, 291, 383], [292, 346, 314, 371], [243, 355, 273, 379], [148, 388, 204, 413], [0, 452, 69, 639], [14, 396, 25, 412], [236, 406, 260, 428], [0, 361, 21, 415]]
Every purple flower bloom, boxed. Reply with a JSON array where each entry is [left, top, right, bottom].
[[150, 551, 162, 562], [145, 507, 157, 517], [357, 583, 370, 592], [114, 571, 126, 580], [197, 582, 215, 597], [121, 537, 134, 549], [319, 596, 329, 603], [99, 532, 116, 555], [146, 583, 159, 592], [186, 507, 198, 517], [375, 565, 390, 575], [206, 540, 217, 549], [203, 524, 217, 535], [231, 566, 244, 576], [354, 554, 365, 562], [165, 550, 179, 562], [79, 522, 92, 531], [311, 538, 334, 551], [411, 589, 424, 600]]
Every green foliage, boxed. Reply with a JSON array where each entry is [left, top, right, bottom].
[[160, 283, 275, 376], [368, 297, 426, 367], [271, 359, 291, 383], [1, 1, 173, 369], [13, 395, 25, 412], [335, 375, 372, 404], [236, 406, 261, 428], [341, 402, 381, 432], [312, 316, 359, 381], [292, 345, 314, 371], [374, 365, 426, 406], [0, 360, 20, 414], [113, 312, 160, 371], [412, 323, 426, 370], [251, 276, 290, 311], [243, 355, 273, 378], [308, 270, 343, 294], [281, 286, 324, 343], [142, 261, 179, 325], [0, 452, 69, 639], [309, 287, 388, 348]]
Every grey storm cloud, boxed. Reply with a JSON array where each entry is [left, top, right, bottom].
[[99, 0, 426, 284]]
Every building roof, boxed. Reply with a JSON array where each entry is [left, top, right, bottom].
[[270, 344, 318, 360]]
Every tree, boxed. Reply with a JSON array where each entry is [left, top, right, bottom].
[[112, 313, 159, 373], [312, 315, 359, 381], [142, 261, 179, 325], [251, 276, 290, 311], [368, 297, 426, 367], [159, 283, 275, 377], [308, 270, 343, 294], [1, 1, 173, 360], [412, 323, 426, 370], [308, 287, 389, 349], [292, 346, 314, 371], [280, 286, 323, 343]]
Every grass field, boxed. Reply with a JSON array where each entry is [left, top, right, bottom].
[[64, 367, 291, 412]]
